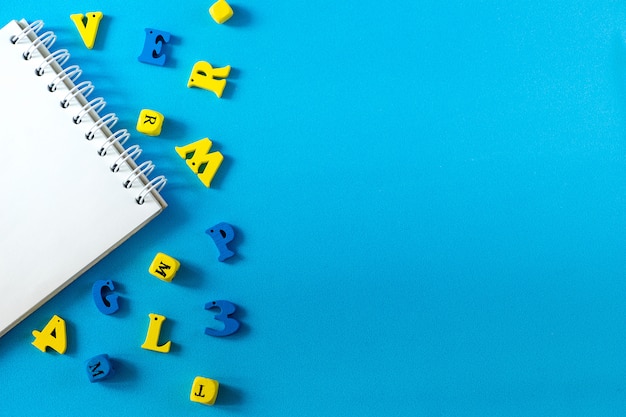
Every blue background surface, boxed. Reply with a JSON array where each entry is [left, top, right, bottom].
[[2, 1, 626, 415]]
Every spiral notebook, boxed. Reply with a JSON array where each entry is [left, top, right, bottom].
[[0, 19, 167, 337]]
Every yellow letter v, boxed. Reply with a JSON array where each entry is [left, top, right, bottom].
[[70, 12, 103, 49]]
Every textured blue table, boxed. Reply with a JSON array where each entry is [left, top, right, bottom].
[[2, 1, 626, 416]]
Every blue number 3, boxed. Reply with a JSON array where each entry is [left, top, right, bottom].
[[204, 300, 240, 337]]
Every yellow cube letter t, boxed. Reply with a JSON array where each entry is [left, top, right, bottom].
[[190, 376, 219, 405]]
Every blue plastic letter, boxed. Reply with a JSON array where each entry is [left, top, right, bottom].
[[92, 280, 119, 315], [206, 222, 235, 261], [138, 28, 171, 66]]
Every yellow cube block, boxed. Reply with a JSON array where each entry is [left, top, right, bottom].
[[190, 376, 219, 405], [136, 109, 164, 136], [148, 252, 180, 282], [209, 0, 234, 24]]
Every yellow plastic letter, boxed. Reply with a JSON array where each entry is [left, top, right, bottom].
[[141, 313, 172, 353], [187, 61, 231, 98], [69, 12, 103, 49], [175, 138, 224, 188], [32, 315, 67, 354]]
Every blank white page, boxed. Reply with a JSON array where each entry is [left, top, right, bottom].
[[0, 20, 167, 337]]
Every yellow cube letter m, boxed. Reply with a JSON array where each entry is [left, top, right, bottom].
[[175, 138, 224, 188]]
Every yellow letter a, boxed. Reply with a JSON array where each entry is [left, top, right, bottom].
[[70, 12, 103, 49], [32, 315, 67, 354], [175, 138, 224, 188]]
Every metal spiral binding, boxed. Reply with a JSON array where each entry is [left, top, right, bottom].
[[136, 176, 167, 205], [73, 97, 106, 124], [10, 20, 43, 44], [86, 112, 118, 140], [10, 19, 166, 205], [98, 129, 130, 156], [61, 80, 94, 108], [124, 161, 156, 189], [111, 144, 142, 173], [36, 49, 70, 76], [22, 31, 55, 60], [48, 64, 82, 92]]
